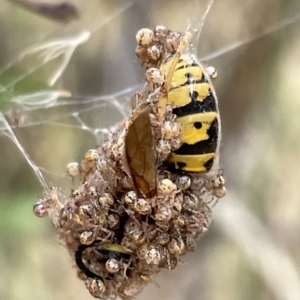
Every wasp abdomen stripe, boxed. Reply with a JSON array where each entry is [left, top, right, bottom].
[[169, 153, 215, 172], [176, 112, 218, 145], [168, 117, 219, 172], [169, 83, 210, 107], [174, 117, 219, 155], [170, 66, 203, 86], [172, 89, 217, 117]]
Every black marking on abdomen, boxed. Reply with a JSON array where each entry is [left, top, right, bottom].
[[172, 89, 217, 118], [203, 157, 214, 170], [194, 122, 202, 129], [174, 118, 219, 155]]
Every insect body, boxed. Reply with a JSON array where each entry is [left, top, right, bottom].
[[135, 27, 221, 174], [160, 54, 220, 173], [75, 242, 132, 280]]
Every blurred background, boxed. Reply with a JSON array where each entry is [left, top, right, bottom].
[[0, 0, 300, 299]]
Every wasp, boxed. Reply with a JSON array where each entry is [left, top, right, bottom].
[[136, 26, 221, 174], [162, 53, 220, 173]]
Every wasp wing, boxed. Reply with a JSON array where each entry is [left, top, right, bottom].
[[125, 108, 157, 198]]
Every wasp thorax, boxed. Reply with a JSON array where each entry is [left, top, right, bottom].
[[80, 231, 94, 245], [33, 201, 48, 217], [145, 245, 165, 265], [98, 193, 114, 207], [105, 258, 119, 273], [134, 198, 152, 215], [85, 149, 99, 167], [145, 68, 163, 84], [158, 179, 176, 195], [66, 162, 80, 177], [175, 176, 191, 190], [124, 191, 137, 206], [161, 121, 181, 139], [136, 28, 154, 46]]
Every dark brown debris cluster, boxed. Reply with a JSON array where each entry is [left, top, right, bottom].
[[33, 26, 226, 300]]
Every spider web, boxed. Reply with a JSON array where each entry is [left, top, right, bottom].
[[1, 0, 300, 299], [1, 0, 298, 191]]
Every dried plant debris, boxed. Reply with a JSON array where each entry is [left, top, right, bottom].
[[33, 25, 226, 300]]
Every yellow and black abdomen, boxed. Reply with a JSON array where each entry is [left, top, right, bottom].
[[160, 54, 220, 173]]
